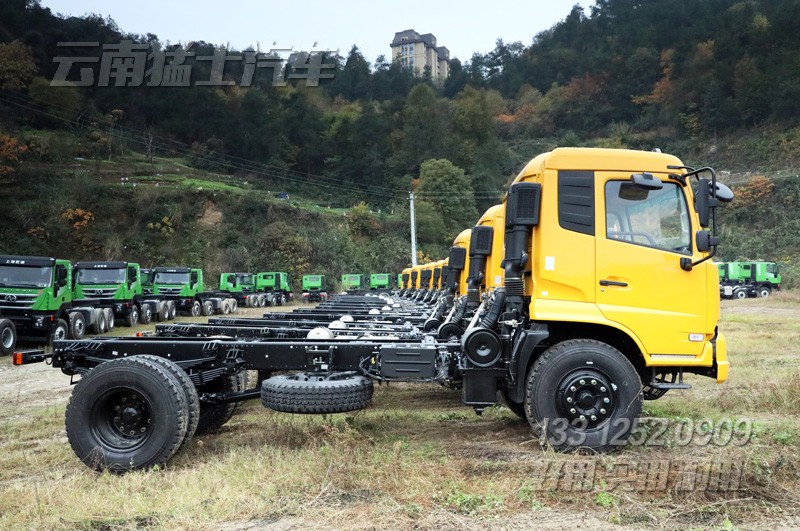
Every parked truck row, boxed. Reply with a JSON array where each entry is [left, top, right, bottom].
[[14, 147, 734, 473]]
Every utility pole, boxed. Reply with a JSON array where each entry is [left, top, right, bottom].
[[409, 192, 418, 266]]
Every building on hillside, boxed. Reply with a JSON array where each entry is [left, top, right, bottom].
[[390, 30, 450, 83]]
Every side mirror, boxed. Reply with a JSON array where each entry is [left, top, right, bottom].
[[631, 172, 664, 190], [696, 178, 710, 227], [695, 230, 719, 252], [713, 182, 734, 203]]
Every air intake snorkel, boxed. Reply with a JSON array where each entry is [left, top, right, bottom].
[[503, 182, 541, 314], [466, 225, 493, 308]]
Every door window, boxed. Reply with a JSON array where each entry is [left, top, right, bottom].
[[605, 181, 691, 255]]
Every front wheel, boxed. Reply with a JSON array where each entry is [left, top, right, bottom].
[[525, 339, 643, 452], [0, 319, 17, 355], [758, 286, 771, 298], [191, 300, 202, 317]]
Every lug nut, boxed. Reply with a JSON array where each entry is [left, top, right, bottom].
[[591, 379, 597, 385], [570, 408, 576, 414], [115, 406, 120, 411], [140, 428, 146, 433], [600, 387, 606, 392], [603, 398, 610, 404], [600, 408, 606, 414], [566, 397, 573, 403], [591, 415, 597, 421], [579, 379, 585, 385], [570, 386, 576, 392]]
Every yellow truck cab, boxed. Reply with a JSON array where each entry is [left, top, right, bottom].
[[400, 267, 411, 290], [461, 147, 731, 449], [476, 204, 506, 292], [452, 229, 472, 297]]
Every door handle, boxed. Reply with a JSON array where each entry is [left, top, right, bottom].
[[599, 279, 628, 287]]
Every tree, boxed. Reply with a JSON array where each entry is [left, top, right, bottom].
[[415, 159, 478, 242], [0, 40, 37, 90], [0, 132, 28, 180]]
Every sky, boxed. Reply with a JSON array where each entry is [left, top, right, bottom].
[[39, 0, 595, 64]]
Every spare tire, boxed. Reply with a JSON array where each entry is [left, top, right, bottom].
[[261, 372, 374, 414]]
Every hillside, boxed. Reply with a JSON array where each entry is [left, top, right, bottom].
[[1, 0, 799, 284]]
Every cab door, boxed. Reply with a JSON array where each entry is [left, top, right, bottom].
[[595, 176, 707, 356]]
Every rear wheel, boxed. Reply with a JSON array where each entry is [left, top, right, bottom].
[[138, 355, 200, 450], [69, 312, 86, 339], [191, 301, 202, 317], [92, 310, 108, 334], [139, 305, 152, 325], [64, 356, 189, 472], [0, 319, 17, 355], [167, 301, 177, 320], [525, 339, 643, 451], [104, 308, 115, 331], [734, 287, 747, 300], [126, 305, 140, 327], [201, 300, 214, 316], [195, 373, 244, 435]]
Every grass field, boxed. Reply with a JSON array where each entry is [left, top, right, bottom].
[[1, 297, 799, 530]]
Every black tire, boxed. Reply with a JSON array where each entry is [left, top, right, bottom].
[[104, 308, 115, 331], [758, 286, 771, 298], [733, 287, 747, 300], [499, 389, 527, 420], [257, 294, 267, 307], [191, 300, 202, 317], [524, 339, 643, 452], [126, 305, 140, 327], [158, 301, 169, 323], [167, 301, 177, 320], [261, 372, 374, 414], [194, 373, 242, 435], [69, 312, 86, 340], [230, 299, 237, 313], [222, 301, 230, 315], [49, 318, 69, 344], [139, 305, 152, 325], [138, 355, 200, 450], [64, 356, 189, 472], [0, 319, 16, 356], [201, 300, 214, 317], [92, 310, 108, 334]]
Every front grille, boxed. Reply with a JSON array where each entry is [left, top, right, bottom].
[[78, 287, 117, 299], [0, 292, 38, 309]]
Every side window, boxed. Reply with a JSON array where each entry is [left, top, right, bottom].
[[605, 181, 691, 254]]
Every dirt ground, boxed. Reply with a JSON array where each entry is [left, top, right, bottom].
[[0, 301, 800, 531]]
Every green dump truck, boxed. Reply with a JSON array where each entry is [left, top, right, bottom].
[[301, 274, 327, 303], [73, 261, 178, 327], [151, 267, 237, 316], [341, 274, 365, 292], [369, 273, 391, 291], [718, 261, 781, 299], [254, 272, 293, 306]]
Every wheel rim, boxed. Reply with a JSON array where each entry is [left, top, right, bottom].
[[2, 327, 14, 349], [90, 387, 153, 451], [74, 320, 85, 336], [54, 325, 67, 341], [131, 308, 139, 323], [557, 369, 615, 429], [760, 290, 769, 297]]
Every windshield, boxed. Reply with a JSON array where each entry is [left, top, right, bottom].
[[0, 265, 53, 288], [237, 274, 253, 284], [154, 271, 190, 284], [76, 268, 126, 285]]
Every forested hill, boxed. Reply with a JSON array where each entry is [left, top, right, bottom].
[[1, 0, 799, 285]]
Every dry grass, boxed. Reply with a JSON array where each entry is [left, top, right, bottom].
[[1, 299, 800, 529]]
